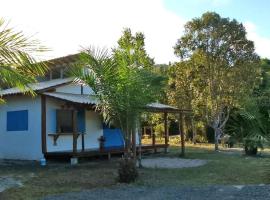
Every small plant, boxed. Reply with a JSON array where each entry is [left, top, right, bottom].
[[118, 156, 138, 183]]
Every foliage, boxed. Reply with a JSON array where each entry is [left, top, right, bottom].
[[169, 135, 181, 145], [193, 135, 208, 143], [225, 98, 269, 155], [170, 12, 260, 150], [153, 123, 165, 139], [118, 156, 138, 183], [0, 18, 47, 100], [113, 28, 154, 70], [73, 29, 165, 149], [224, 59, 270, 155]]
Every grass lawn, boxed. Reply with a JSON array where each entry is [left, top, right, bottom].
[[1, 145, 270, 200]]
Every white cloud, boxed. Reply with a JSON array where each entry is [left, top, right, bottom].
[[244, 21, 270, 59], [0, 0, 185, 64]]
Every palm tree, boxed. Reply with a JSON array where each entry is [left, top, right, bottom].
[[0, 18, 47, 100], [73, 47, 164, 153]]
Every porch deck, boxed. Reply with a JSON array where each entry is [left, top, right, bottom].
[[45, 144, 169, 159]]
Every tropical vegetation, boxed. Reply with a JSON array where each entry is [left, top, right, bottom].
[[0, 18, 47, 101]]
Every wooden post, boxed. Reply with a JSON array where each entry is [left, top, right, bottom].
[[138, 121, 142, 168], [81, 133, 85, 152], [164, 112, 168, 153], [143, 126, 146, 137], [41, 95, 47, 154], [152, 133, 156, 153], [179, 112, 185, 156], [132, 129, 136, 159], [191, 116, 196, 144], [72, 110, 78, 155]]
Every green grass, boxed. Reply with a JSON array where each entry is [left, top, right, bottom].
[[1, 146, 270, 199], [137, 146, 270, 186]]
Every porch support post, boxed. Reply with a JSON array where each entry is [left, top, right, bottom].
[[72, 109, 78, 155], [132, 128, 136, 159], [41, 95, 47, 154], [164, 112, 168, 153], [138, 124, 142, 167], [152, 133, 156, 153], [191, 115, 196, 144], [81, 133, 85, 152], [179, 112, 185, 157]]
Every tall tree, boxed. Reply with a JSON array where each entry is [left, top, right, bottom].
[[0, 18, 47, 100], [113, 28, 154, 69], [172, 12, 260, 150], [74, 29, 164, 156]]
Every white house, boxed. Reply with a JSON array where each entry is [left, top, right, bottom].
[[0, 54, 180, 161], [0, 54, 129, 161]]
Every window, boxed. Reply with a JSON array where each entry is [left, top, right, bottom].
[[56, 110, 73, 133], [7, 110, 28, 131], [56, 109, 85, 133]]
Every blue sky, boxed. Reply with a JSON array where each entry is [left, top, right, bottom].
[[165, 0, 270, 37]]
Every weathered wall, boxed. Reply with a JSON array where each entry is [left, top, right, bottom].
[[0, 95, 43, 160]]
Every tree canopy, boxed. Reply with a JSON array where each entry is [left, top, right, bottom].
[[170, 12, 260, 150], [113, 28, 154, 69]]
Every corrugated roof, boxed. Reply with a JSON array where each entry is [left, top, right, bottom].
[[43, 92, 98, 105], [146, 102, 179, 110], [44, 54, 80, 69], [0, 78, 74, 96], [146, 103, 192, 113]]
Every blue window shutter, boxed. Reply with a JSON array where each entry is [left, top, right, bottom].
[[7, 110, 28, 131], [77, 109, 85, 133]]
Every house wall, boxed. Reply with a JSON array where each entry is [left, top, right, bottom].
[[55, 83, 94, 95], [0, 95, 43, 160], [46, 97, 103, 152]]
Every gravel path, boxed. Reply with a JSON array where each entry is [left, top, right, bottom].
[[141, 158, 207, 168], [43, 185, 270, 200]]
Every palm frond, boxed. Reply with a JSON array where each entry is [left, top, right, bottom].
[[0, 18, 48, 100]]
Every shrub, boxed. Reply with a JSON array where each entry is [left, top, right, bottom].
[[118, 156, 138, 183], [169, 135, 181, 145], [243, 139, 263, 156], [194, 135, 208, 143]]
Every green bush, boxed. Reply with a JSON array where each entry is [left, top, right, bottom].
[[194, 135, 208, 143], [169, 135, 182, 145], [118, 157, 138, 183], [243, 138, 263, 156]]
